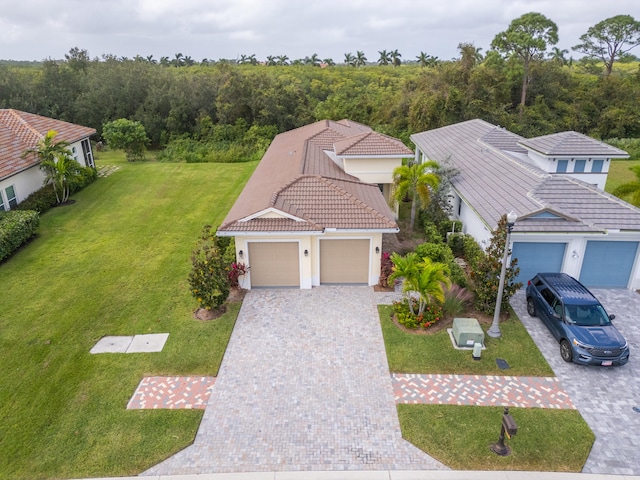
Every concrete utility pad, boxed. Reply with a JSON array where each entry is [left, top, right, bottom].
[[90, 333, 169, 354], [90, 335, 134, 354], [126, 333, 169, 353]]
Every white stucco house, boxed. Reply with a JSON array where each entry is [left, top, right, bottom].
[[218, 119, 414, 289], [411, 119, 640, 290], [0, 109, 96, 211]]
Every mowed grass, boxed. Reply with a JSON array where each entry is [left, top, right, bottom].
[[0, 152, 257, 479], [380, 307, 594, 470], [398, 405, 594, 471], [379, 305, 553, 376], [606, 159, 640, 196]]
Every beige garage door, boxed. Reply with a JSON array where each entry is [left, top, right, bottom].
[[320, 239, 369, 284], [248, 242, 300, 287]]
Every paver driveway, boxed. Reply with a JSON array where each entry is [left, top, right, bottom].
[[512, 288, 640, 475], [144, 287, 445, 475]]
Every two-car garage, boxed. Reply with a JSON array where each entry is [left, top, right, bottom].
[[512, 240, 639, 289], [245, 238, 372, 288]]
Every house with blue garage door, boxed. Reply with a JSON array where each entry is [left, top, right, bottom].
[[411, 119, 640, 290]]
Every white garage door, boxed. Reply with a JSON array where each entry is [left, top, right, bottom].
[[248, 242, 300, 287], [320, 239, 369, 284]]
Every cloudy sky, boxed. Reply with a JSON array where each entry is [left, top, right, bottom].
[[1, 0, 639, 63]]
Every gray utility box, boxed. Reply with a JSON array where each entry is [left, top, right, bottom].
[[452, 317, 484, 348]]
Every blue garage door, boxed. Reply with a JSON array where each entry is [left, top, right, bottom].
[[579, 241, 638, 288], [511, 242, 566, 285]]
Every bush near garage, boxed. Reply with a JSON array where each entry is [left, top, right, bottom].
[[0, 209, 40, 261]]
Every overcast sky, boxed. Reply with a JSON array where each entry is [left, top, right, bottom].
[[1, 1, 639, 63]]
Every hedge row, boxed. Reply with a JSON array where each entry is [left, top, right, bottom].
[[0, 210, 40, 261]]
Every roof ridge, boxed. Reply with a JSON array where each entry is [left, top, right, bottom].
[[5, 109, 45, 141]]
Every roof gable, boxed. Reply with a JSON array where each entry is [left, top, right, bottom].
[[334, 131, 414, 157]]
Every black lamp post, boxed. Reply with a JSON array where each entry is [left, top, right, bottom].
[[488, 211, 517, 338]]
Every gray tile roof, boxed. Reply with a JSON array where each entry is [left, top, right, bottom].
[[411, 119, 640, 233], [519, 131, 629, 157], [219, 120, 403, 234]]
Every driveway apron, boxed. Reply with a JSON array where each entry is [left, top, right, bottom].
[[512, 289, 640, 475], [144, 286, 445, 475]]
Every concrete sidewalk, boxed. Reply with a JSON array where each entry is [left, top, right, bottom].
[[83, 470, 640, 480]]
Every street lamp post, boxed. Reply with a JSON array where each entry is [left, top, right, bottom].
[[488, 211, 518, 338]]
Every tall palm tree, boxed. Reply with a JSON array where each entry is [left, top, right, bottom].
[[355, 50, 367, 67], [322, 58, 335, 66], [613, 165, 640, 206], [390, 49, 402, 67], [416, 52, 429, 68], [159, 56, 170, 66], [306, 53, 321, 66], [183, 55, 195, 66], [391, 160, 440, 230], [266, 55, 277, 66], [378, 50, 390, 66], [457, 42, 483, 70], [549, 46, 569, 66], [146, 55, 157, 64], [276, 54, 289, 66], [344, 52, 356, 66], [172, 53, 184, 67], [21, 130, 76, 204]]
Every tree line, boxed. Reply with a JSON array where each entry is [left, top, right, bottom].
[[1, 13, 639, 151]]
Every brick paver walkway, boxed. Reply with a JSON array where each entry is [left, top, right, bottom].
[[127, 376, 215, 410], [393, 374, 575, 409]]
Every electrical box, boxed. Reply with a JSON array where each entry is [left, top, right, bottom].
[[452, 317, 485, 348]]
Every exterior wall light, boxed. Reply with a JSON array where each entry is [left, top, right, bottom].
[[238, 250, 243, 258], [572, 250, 579, 259], [304, 249, 309, 257], [375, 246, 380, 254]]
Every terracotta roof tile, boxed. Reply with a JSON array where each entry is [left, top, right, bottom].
[[334, 131, 414, 156], [0, 109, 96, 180], [219, 119, 404, 233]]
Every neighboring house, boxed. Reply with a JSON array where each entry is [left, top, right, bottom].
[[0, 109, 96, 211], [411, 119, 640, 290], [218, 119, 413, 289]]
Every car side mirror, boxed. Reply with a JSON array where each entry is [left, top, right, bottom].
[[609, 314, 615, 321], [552, 312, 562, 320]]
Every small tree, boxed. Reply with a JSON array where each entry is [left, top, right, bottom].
[[188, 225, 230, 311], [470, 215, 522, 315], [390, 160, 440, 230], [102, 118, 149, 161]]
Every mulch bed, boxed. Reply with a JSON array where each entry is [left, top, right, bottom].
[[391, 307, 496, 336], [193, 287, 248, 321]]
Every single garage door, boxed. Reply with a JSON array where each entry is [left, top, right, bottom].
[[511, 242, 566, 285], [248, 242, 300, 287], [320, 239, 369, 284], [579, 241, 638, 288]]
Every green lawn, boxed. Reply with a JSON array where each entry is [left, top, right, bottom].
[[0, 152, 257, 479], [606, 159, 640, 196], [381, 306, 594, 471], [380, 305, 553, 376]]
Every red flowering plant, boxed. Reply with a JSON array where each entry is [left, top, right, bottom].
[[392, 298, 444, 330]]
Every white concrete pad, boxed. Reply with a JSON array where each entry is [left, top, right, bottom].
[[90, 336, 133, 354], [126, 333, 169, 353]]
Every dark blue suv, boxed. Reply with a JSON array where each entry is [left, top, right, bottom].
[[526, 273, 629, 366]]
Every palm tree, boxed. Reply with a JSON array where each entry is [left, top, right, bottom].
[[266, 55, 277, 66], [21, 130, 76, 204], [613, 165, 640, 206], [172, 53, 184, 67], [549, 46, 569, 66], [183, 55, 195, 66], [416, 52, 429, 68], [306, 53, 321, 66], [159, 56, 170, 66], [457, 42, 483, 70], [276, 55, 289, 66], [390, 49, 402, 67], [322, 58, 335, 66], [344, 52, 356, 66], [378, 50, 390, 66], [355, 50, 367, 67], [146, 55, 157, 64], [391, 160, 440, 230], [412, 259, 451, 315], [388, 252, 421, 311]]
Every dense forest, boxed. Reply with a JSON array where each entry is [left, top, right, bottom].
[[1, 29, 639, 158]]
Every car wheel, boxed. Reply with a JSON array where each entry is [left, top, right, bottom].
[[560, 340, 573, 363], [527, 297, 536, 317]]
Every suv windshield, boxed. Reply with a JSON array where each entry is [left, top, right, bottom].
[[564, 304, 611, 327]]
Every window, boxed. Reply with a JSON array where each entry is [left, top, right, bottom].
[[574, 160, 586, 173], [81, 139, 94, 168], [0, 192, 5, 211], [592, 160, 604, 173], [557, 160, 568, 173], [5, 185, 17, 209]]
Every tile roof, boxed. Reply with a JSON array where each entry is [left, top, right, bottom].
[[333, 131, 414, 156], [0, 109, 96, 180], [219, 120, 404, 234], [519, 131, 629, 157], [411, 119, 640, 234]]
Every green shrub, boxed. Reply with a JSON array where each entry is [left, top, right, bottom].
[[439, 219, 463, 241], [0, 210, 39, 261], [392, 299, 444, 330], [462, 234, 485, 270], [448, 232, 466, 257], [69, 165, 98, 193], [15, 185, 58, 213], [423, 222, 443, 243], [188, 225, 230, 310], [415, 242, 467, 287]]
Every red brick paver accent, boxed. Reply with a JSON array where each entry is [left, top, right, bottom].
[[127, 376, 215, 410], [392, 374, 575, 409]]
